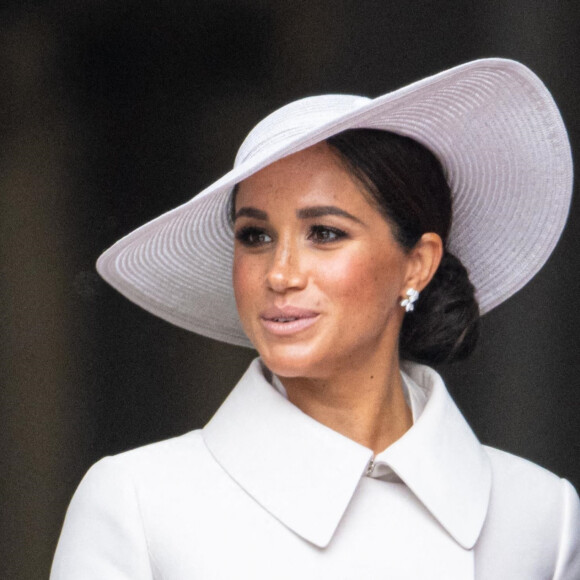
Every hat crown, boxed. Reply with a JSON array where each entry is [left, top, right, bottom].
[[235, 94, 371, 167]]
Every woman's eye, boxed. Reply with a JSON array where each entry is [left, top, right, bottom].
[[308, 225, 347, 244], [235, 226, 272, 247]]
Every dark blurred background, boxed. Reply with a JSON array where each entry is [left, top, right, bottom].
[[1, 1, 579, 578]]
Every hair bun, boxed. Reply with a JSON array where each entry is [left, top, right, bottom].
[[400, 251, 480, 364]]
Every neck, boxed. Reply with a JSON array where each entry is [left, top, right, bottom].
[[278, 351, 413, 455]]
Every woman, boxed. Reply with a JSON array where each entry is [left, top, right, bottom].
[[51, 59, 579, 578]]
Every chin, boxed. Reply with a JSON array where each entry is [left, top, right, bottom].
[[255, 341, 327, 379]]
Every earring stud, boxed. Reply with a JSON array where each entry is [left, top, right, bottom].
[[400, 288, 419, 312]]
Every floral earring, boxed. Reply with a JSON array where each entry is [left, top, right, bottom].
[[400, 288, 419, 312]]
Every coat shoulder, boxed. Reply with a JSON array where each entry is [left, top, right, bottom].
[[484, 444, 564, 497], [107, 429, 208, 471], [482, 444, 572, 534], [97, 429, 227, 497], [476, 445, 580, 579]]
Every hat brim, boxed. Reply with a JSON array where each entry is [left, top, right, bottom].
[[97, 58, 573, 348]]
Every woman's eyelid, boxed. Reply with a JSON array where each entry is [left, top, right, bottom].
[[303, 212, 356, 232], [235, 218, 350, 247], [235, 224, 274, 246], [308, 224, 349, 243], [311, 224, 347, 234]]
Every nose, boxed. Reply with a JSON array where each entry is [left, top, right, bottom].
[[266, 237, 307, 293]]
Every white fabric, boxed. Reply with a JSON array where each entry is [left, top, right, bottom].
[[270, 367, 426, 485], [51, 360, 580, 579]]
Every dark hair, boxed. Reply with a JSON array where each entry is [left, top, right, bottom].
[[326, 129, 480, 364]]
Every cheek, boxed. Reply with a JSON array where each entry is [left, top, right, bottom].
[[318, 253, 402, 315], [232, 254, 259, 314]]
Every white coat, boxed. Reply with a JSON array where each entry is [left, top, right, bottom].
[[51, 359, 580, 579]]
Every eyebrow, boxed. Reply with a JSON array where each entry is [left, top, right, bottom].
[[234, 205, 364, 225], [234, 207, 268, 221], [297, 206, 364, 224]]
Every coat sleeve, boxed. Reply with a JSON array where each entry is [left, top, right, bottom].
[[553, 478, 580, 579], [50, 456, 155, 580]]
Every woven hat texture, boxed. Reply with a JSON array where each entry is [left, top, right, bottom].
[[97, 58, 573, 347]]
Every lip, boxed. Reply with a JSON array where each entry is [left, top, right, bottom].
[[260, 306, 319, 336]]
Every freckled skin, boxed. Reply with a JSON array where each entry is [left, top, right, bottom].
[[233, 142, 411, 383], [232, 143, 442, 452]]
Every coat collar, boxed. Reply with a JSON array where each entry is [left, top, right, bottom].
[[202, 359, 491, 550]]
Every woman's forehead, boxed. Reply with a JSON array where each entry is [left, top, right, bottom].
[[230, 146, 354, 224], [234, 143, 371, 210]]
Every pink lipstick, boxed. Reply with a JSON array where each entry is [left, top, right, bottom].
[[260, 306, 319, 336]]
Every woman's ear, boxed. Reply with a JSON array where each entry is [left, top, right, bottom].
[[403, 233, 444, 294]]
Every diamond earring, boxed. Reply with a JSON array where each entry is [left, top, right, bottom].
[[400, 288, 419, 312]]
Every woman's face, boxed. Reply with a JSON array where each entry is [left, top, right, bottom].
[[233, 142, 415, 380]]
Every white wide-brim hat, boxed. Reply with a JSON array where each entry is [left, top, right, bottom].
[[97, 58, 572, 348]]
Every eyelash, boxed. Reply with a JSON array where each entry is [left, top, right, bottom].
[[308, 225, 347, 244], [235, 226, 272, 247], [234, 225, 348, 247]]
